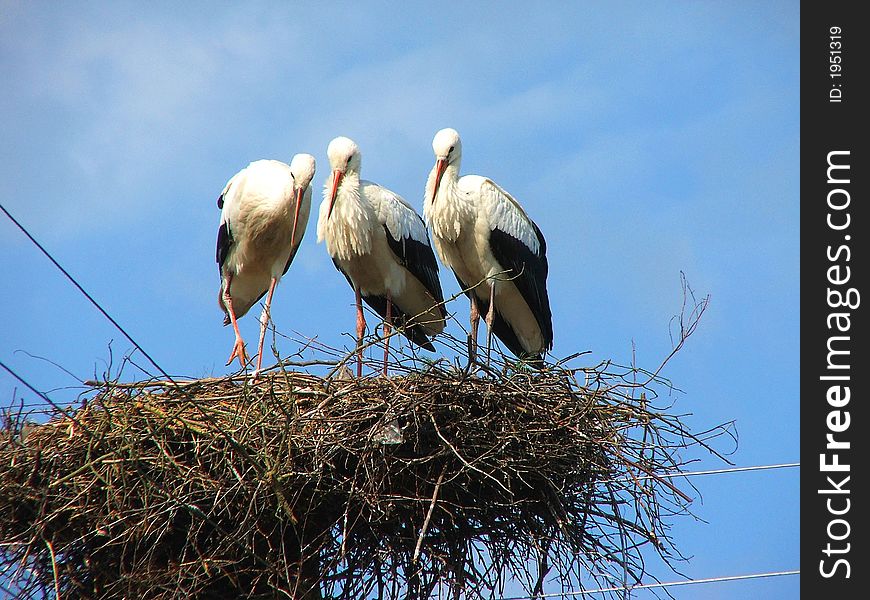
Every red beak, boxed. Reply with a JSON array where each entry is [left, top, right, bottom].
[[290, 187, 304, 247], [431, 158, 447, 203], [327, 170, 344, 219]]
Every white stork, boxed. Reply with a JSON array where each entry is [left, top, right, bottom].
[[216, 154, 316, 375], [424, 127, 553, 364], [317, 136, 446, 376]]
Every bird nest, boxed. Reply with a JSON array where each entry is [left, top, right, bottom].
[[0, 302, 731, 599]]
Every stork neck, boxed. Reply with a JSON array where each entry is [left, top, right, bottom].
[[426, 163, 473, 242], [428, 162, 460, 206], [441, 162, 460, 188], [340, 170, 361, 192], [323, 173, 374, 260], [445, 164, 470, 206], [334, 173, 366, 217]]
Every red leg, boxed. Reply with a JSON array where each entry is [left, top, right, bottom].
[[383, 293, 392, 377], [485, 282, 497, 366], [223, 274, 249, 368], [254, 277, 278, 378], [468, 295, 480, 363], [355, 288, 366, 378]]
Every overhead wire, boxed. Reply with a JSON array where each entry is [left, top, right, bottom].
[[1, 202, 169, 381], [606, 462, 799, 484], [498, 569, 800, 599]]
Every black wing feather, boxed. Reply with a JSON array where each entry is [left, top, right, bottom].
[[216, 221, 233, 275], [382, 224, 447, 318], [487, 221, 554, 352], [331, 257, 355, 289], [454, 273, 532, 360]]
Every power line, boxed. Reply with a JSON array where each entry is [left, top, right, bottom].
[[608, 462, 799, 484], [1, 361, 48, 400], [0, 359, 81, 469], [669, 462, 799, 477], [499, 569, 800, 599], [0, 202, 170, 381]]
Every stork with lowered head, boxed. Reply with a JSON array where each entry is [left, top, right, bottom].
[[216, 154, 316, 376]]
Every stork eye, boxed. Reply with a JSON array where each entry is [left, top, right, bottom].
[[449, 145, 455, 153]]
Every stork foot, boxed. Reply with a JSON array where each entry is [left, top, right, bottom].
[[226, 337, 249, 368]]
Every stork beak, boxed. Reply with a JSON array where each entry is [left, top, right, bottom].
[[290, 187, 304, 247], [327, 170, 343, 219], [431, 158, 447, 203]]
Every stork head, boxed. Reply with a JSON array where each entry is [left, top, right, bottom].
[[430, 128, 462, 203], [288, 153, 316, 246], [326, 136, 361, 218]]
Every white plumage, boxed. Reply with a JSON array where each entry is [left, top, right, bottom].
[[217, 154, 316, 375], [424, 128, 553, 363], [318, 136, 446, 376]]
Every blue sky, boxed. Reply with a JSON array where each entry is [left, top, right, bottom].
[[1, 2, 799, 597]]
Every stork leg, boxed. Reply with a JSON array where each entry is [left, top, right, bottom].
[[223, 274, 249, 368], [383, 292, 392, 377], [485, 282, 497, 367], [466, 295, 481, 368], [355, 287, 366, 378], [254, 277, 279, 379]]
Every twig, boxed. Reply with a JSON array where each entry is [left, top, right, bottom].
[[413, 467, 447, 565], [43, 538, 59, 600]]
